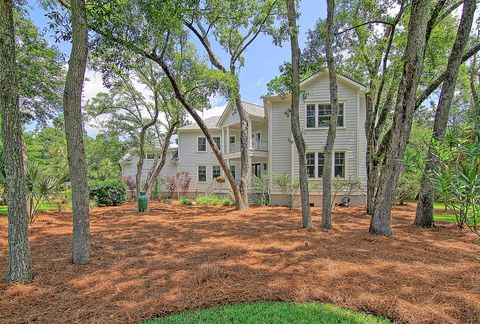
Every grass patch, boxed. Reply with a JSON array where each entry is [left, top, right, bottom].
[[145, 301, 389, 324], [0, 202, 58, 215]]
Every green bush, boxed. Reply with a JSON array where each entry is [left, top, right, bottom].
[[221, 198, 232, 206], [196, 195, 221, 206], [88, 179, 126, 206], [179, 197, 192, 205]]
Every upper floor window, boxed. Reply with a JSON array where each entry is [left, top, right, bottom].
[[306, 103, 344, 128], [306, 104, 316, 128], [213, 136, 221, 150], [198, 137, 207, 152]]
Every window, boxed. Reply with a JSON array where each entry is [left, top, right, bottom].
[[317, 153, 325, 178], [309, 103, 344, 128], [198, 165, 207, 182], [318, 103, 344, 127], [212, 165, 221, 179], [230, 165, 236, 179], [197, 137, 206, 152], [255, 132, 261, 141], [229, 135, 236, 144], [306, 152, 315, 178], [213, 136, 221, 150], [334, 152, 345, 177], [306, 104, 316, 128], [146, 153, 155, 159]]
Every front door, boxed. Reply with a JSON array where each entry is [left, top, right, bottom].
[[252, 163, 262, 177]]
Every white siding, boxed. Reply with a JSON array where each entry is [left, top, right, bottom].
[[121, 150, 178, 181], [176, 129, 229, 192], [270, 102, 291, 175], [268, 74, 367, 192]]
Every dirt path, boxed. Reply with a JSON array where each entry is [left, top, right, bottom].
[[1, 202, 479, 323]]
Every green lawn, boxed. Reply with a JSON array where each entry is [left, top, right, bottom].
[[0, 202, 58, 215], [145, 301, 389, 324]]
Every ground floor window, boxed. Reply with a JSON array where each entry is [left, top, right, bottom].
[[306, 152, 315, 178], [230, 165, 236, 179], [212, 165, 221, 179], [252, 163, 262, 177], [334, 152, 345, 177], [318, 153, 325, 178], [305, 151, 345, 179], [198, 165, 206, 182]]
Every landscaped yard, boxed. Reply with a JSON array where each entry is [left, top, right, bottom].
[[1, 202, 479, 323], [0, 201, 58, 215]]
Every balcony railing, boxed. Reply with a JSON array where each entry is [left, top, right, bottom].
[[228, 140, 268, 153]]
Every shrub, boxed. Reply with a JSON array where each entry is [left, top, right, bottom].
[[221, 198, 232, 206], [196, 195, 220, 206], [273, 174, 300, 209], [250, 174, 269, 206], [121, 176, 136, 191], [179, 197, 192, 205], [164, 176, 176, 198], [151, 178, 162, 201], [176, 171, 192, 198], [196, 195, 210, 206], [88, 179, 126, 206]]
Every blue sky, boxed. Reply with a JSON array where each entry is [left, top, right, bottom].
[[27, 0, 325, 123]]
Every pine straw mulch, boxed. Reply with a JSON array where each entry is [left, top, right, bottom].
[[1, 202, 479, 324]]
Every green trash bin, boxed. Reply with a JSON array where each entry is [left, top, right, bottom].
[[137, 192, 148, 212]]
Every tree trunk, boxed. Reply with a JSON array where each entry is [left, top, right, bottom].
[[1, 0, 32, 283], [234, 96, 250, 209], [369, 0, 430, 235], [415, 0, 477, 227], [63, 0, 90, 264], [135, 92, 160, 195], [286, 0, 312, 228], [151, 57, 244, 209], [143, 122, 178, 195], [322, 0, 339, 230]]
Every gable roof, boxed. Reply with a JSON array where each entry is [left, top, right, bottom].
[[300, 70, 367, 91], [216, 101, 265, 126], [178, 116, 221, 131], [264, 70, 367, 102]]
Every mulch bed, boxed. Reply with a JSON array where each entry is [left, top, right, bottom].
[[1, 202, 479, 323]]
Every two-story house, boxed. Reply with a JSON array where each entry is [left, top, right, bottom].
[[119, 71, 368, 206]]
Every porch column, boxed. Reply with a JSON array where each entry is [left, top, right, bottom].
[[221, 127, 225, 153], [226, 126, 230, 153], [248, 118, 252, 149]]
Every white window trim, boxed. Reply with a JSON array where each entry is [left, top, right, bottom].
[[212, 136, 221, 151], [197, 165, 207, 182], [304, 101, 346, 130], [305, 150, 347, 180], [197, 136, 207, 153], [212, 165, 221, 179], [333, 151, 347, 178]]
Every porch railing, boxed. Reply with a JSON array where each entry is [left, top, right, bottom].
[[228, 140, 268, 153]]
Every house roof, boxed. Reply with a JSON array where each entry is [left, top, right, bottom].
[[216, 101, 265, 126], [300, 70, 367, 91], [178, 116, 221, 131], [264, 70, 367, 102]]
